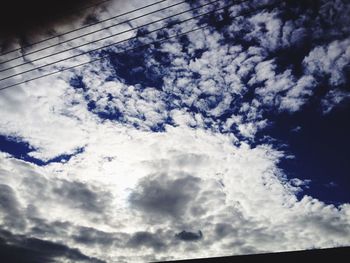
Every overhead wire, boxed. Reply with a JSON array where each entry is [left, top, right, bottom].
[[0, 0, 283, 91], [0, 0, 168, 57], [0, 0, 237, 80], [0, 0, 189, 69]]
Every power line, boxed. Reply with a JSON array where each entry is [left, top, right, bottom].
[[0, 0, 168, 57], [0, 0, 188, 69], [0, 0, 235, 80], [0, 0, 114, 55], [0, 0, 264, 84], [0, 1, 283, 92]]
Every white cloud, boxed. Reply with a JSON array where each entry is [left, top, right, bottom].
[[321, 89, 350, 114], [245, 9, 283, 51], [279, 75, 316, 112], [1, 123, 350, 262], [0, 76, 93, 160], [303, 37, 350, 86]]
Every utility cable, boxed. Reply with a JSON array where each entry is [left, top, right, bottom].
[[0, 0, 168, 57], [0, 1, 283, 91], [0, 0, 238, 80]]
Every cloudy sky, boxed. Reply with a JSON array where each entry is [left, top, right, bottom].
[[0, 0, 349, 262]]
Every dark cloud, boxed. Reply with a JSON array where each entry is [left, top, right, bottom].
[[0, 0, 104, 50], [127, 231, 166, 251], [51, 180, 111, 214], [20, 173, 112, 215], [0, 0, 91, 51], [214, 223, 235, 239], [0, 184, 26, 230], [129, 173, 201, 219], [29, 218, 71, 238], [175, 230, 203, 242], [0, 229, 105, 263], [73, 226, 123, 247]]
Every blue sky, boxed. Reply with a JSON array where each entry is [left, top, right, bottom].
[[0, 0, 349, 262]]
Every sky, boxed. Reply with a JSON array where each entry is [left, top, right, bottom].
[[0, 0, 349, 262]]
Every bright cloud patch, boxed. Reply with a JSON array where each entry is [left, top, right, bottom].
[[1, 124, 350, 262]]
